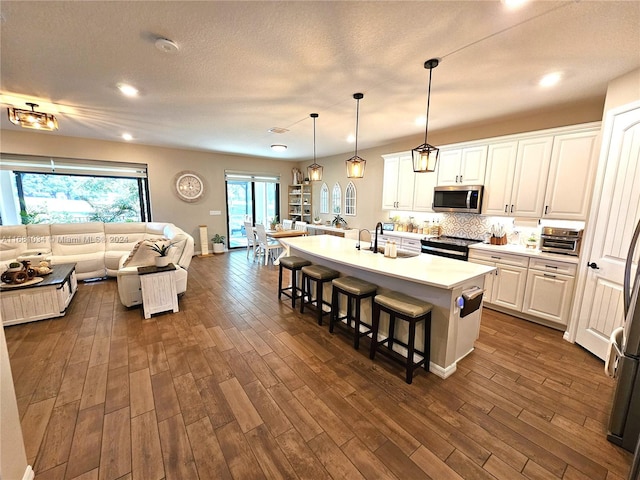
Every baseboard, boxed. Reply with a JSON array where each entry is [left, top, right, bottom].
[[430, 361, 457, 379], [22, 465, 35, 480]]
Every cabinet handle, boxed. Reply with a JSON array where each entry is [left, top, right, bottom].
[[510, 205, 514, 213], [460, 175, 463, 183], [544, 265, 558, 269], [490, 256, 501, 259], [544, 205, 549, 215], [544, 273, 557, 279], [455, 175, 459, 183], [504, 205, 508, 213]]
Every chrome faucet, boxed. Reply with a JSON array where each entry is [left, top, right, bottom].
[[373, 222, 383, 253], [356, 229, 371, 250]]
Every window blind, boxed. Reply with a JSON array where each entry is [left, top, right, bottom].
[[225, 170, 280, 183], [0, 153, 148, 178]]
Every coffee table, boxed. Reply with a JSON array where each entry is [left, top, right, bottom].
[[1, 263, 77, 326]]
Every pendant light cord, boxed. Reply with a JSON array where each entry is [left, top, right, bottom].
[[313, 116, 317, 162], [354, 97, 360, 156], [424, 66, 432, 145]]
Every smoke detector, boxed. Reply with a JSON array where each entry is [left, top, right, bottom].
[[155, 37, 179, 54], [268, 127, 289, 134]]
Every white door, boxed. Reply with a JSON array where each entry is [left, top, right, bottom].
[[437, 149, 462, 186], [575, 103, 640, 359], [483, 141, 517, 216], [459, 145, 488, 185], [381, 155, 400, 209], [511, 136, 553, 218], [396, 154, 416, 210]]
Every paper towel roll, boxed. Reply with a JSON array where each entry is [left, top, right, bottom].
[[199, 225, 209, 255], [605, 326, 624, 378]]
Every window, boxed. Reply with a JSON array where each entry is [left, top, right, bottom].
[[0, 154, 150, 225], [332, 182, 342, 214], [345, 181, 356, 216], [320, 183, 329, 214]]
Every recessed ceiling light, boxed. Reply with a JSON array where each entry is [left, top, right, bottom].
[[122, 133, 133, 141], [502, 0, 528, 9], [415, 115, 426, 126], [117, 83, 139, 97], [539, 72, 562, 88], [271, 144, 287, 152], [347, 134, 355, 143]]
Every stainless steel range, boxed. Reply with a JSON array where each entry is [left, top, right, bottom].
[[420, 236, 483, 261]]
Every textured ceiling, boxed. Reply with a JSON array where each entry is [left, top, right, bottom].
[[1, 1, 639, 161]]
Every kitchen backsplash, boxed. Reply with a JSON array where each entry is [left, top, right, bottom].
[[440, 213, 491, 239]]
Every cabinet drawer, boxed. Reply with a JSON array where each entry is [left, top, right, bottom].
[[401, 238, 422, 252], [528, 257, 577, 276], [468, 250, 529, 268]]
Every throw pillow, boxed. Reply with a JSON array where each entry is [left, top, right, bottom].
[[122, 238, 170, 268]]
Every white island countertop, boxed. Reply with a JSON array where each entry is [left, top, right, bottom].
[[281, 235, 494, 289]]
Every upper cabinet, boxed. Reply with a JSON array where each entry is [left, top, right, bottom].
[[483, 136, 553, 217], [543, 129, 600, 220], [437, 145, 487, 186], [382, 153, 416, 210]]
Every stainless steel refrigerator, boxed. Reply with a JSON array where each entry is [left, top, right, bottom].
[[607, 218, 640, 457]]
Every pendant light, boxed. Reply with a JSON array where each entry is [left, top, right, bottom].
[[8, 102, 58, 131], [307, 113, 323, 181], [412, 58, 440, 173], [345, 93, 366, 178]]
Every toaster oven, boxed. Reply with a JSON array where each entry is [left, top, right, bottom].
[[540, 227, 583, 256]]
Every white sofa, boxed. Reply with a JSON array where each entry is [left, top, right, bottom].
[[0, 222, 194, 307]]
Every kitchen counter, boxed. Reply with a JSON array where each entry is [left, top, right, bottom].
[[281, 235, 495, 378], [468, 242, 580, 264]]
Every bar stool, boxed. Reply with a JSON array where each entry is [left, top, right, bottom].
[[300, 265, 340, 325], [278, 256, 312, 308], [330, 276, 377, 350], [369, 291, 432, 384]]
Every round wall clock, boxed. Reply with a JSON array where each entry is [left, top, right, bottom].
[[174, 171, 204, 202]]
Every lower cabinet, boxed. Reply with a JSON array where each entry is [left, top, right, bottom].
[[469, 249, 576, 328]]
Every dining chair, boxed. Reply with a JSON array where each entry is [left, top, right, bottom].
[[294, 221, 307, 232], [282, 219, 294, 230], [244, 221, 258, 260], [255, 223, 282, 265]]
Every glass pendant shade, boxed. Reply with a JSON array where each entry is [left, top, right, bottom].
[[412, 143, 439, 173], [8, 103, 58, 131], [413, 58, 440, 173], [345, 155, 366, 178], [307, 163, 323, 181], [307, 113, 323, 181], [346, 93, 366, 178]]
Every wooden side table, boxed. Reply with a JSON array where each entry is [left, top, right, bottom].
[[137, 263, 179, 319]]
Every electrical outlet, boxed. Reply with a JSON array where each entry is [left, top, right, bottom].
[[209, 210, 221, 216]]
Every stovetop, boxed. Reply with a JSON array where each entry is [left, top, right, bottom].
[[422, 236, 484, 248]]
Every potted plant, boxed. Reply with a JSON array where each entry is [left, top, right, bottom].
[[148, 241, 175, 267], [332, 214, 347, 229], [211, 233, 226, 254], [269, 215, 278, 230], [313, 215, 322, 225]]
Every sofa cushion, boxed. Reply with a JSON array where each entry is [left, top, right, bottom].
[[50, 222, 105, 256], [0, 225, 28, 268], [26, 224, 52, 251]]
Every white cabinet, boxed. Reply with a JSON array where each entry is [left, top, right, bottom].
[[382, 153, 415, 209], [483, 137, 553, 217], [543, 129, 599, 220], [288, 184, 313, 222], [412, 168, 438, 212], [523, 258, 576, 326], [469, 249, 578, 328], [437, 145, 487, 186]]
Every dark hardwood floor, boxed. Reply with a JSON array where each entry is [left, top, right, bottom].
[[5, 250, 633, 480]]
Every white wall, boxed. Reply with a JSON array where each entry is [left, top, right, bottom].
[[0, 318, 31, 480]]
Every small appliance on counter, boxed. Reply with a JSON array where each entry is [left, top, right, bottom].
[[540, 227, 583, 256]]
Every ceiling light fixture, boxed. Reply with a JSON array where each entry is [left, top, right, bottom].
[[271, 144, 287, 152], [8, 102, 58, 131], [412, 58, 440, 173], [307, 113, 323, 181], [539, 72, 562, 87], [345, 93, 366, 179], [155, 37, 179, 54], [117, 83, 139, 97]]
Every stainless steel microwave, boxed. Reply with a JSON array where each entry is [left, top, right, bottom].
[[432, 185, 484, 213]]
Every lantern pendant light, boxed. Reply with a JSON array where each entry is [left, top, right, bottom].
[[412, 58, 440, 173], [345, 93, 366, 178], [307, 113, 323, 181]]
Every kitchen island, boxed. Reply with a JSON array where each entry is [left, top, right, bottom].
[[281, 235, 495, 378]]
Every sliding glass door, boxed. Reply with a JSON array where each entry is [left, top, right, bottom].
[[225, 173, 280, 249]]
